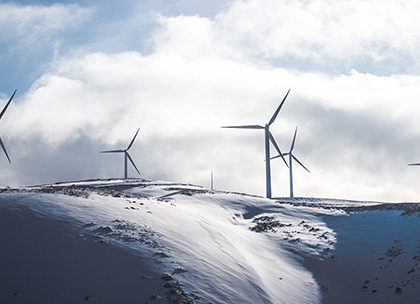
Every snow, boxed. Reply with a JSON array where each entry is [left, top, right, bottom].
[[0, 180, 344, 303], [0, 205, 163, 304], [277, 197, 389, 208]]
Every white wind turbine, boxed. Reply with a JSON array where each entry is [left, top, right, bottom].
[[101, 128, 141, 179], [272, 127, 310, 198], [0, 89, 16, 163], [222, 90, 291, 198]]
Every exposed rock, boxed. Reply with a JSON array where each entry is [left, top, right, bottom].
[[249, 216, 292, 233], [172, 267, 187, 275], [161, 274, 174, 281], [164, 282, 176, 289], [92, 226, 113, 234], [385, 246, 403, 258]]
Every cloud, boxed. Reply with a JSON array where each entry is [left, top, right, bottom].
[[0, 3, 92, 45], [0, 1, 420, 202], [214, 0, 420, 73], [0, 2, 94, 93]]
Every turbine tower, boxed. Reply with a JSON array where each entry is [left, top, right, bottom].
[[272, 127, 310, 198], [101, 128, 141, 179], [222, 89, 291, 199], [0, 89, 17, 163]]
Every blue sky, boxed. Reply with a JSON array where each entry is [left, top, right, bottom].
[[0, 0, 231, 92], [1, 0, 420, 201]]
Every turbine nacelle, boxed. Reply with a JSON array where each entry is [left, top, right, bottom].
[[271, 127, 310, 173], [101, 128, 141, 178], [222, 89, 291, 198], [271, 127, 309, 198]]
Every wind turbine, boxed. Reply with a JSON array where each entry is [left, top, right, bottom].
[[272, 127, 310, 199], [101, 128, 141, 179], [222, 89, 290, 198], [0, 89, 17, 163]]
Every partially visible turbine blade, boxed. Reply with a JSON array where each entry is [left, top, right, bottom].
[[268, 131, 288, 167], [127, 128, 140, 151], [408, 163, 420, 166], [126, 152, 141, 176], [100, 149, 124, 153], [221, 125, 264, 129], [292, 155, 310, 173], [0, 89, 17, 121], [290, 127, 298, 152], [268, 89, 290, 126], [271, 153, 289, 160], [0, 136, 11, 163]]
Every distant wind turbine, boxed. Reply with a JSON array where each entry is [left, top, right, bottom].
[[0, 89, 17, 163], [222, 89, 291, 199], [272, 127, 310, 199], [101, 128, 141, 179]]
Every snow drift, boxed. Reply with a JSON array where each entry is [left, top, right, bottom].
[[0, 179, 342, 303]]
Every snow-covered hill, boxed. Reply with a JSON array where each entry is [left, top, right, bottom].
[[1, 179, 419, 303], [0, 179, 343, 304]]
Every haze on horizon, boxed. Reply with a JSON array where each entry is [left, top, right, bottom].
[[1, 0, 420, 202]]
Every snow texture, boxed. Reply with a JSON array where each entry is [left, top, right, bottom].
[[0, 179, 343, 304]]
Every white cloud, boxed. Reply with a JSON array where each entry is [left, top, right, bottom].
[[1, 1, 420, 202], [215, 0, 420, 70], [0, 3, 92, 48]]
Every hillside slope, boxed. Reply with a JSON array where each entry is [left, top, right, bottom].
[[0, 179, 342, 303]]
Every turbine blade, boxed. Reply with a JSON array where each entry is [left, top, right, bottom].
[[268, 131, 288, 167], [271, 152, 289, 160], [221, 125, 264, 129], [0, 136, 11, 163], [0, 89, 16, 121], [127, 128, 140, 151], [290, 127, 298, 152], [100, 149, 124, 153], [268, 89, 290, 126], [292, 155, 310, 173], [408, 163, 420, 166], [126, 152, 141, 176]]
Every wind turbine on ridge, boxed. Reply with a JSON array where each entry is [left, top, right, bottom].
[[272, 127, 310, 199], [222, 89, 291, 199], [0, 89, 17, 163], [101, 128, 141, 179]]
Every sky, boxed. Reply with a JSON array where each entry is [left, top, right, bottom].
[[1, 0, 420, 202]]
